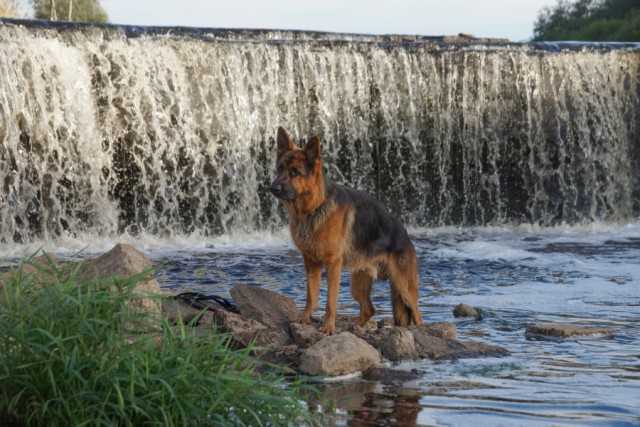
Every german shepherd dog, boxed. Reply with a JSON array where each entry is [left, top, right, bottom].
[[269, 127, 422, 334]]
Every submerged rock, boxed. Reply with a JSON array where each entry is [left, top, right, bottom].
[[453, 303, 480, 319], [526, 323, 616, 338]]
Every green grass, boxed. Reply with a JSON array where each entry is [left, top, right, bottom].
[[0, 254, 320, 426]]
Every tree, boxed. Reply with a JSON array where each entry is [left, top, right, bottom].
[[30, 0, 108, 23], [0, 0, 19, 17], [532, 0, 640, 41]]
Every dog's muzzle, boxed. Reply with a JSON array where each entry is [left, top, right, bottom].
[[269, 181, 297, 200]]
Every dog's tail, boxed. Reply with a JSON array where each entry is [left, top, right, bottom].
[[390, 246, 423, 326]]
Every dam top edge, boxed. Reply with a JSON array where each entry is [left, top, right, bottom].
[[2, 17, 639, 53]]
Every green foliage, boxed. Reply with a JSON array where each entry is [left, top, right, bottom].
[[532, 0, 640, 41], [30, 0, 108, 23], [0, 256, 319, 426]]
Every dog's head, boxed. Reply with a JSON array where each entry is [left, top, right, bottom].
[[269, 127, 321, 201]]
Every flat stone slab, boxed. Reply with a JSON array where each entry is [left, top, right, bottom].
[[526, 323, 616, 338]]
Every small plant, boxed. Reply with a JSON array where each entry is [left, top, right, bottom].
[[0, 254, 319, 426]]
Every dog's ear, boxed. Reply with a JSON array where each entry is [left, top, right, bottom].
[[304, 135, 321, 169], [276, 127, 294, 158]]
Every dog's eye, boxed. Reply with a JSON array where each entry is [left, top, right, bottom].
[[290, 168, 301, 178]]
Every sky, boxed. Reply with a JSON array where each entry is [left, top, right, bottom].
[[94, 0, 560, 42], [13, 0, 559, 42]]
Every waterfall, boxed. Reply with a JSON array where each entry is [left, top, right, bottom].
[[1, 19, 639, 244]]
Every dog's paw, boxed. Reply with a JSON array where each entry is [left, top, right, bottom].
[[318, 323, 336, 335], [296, 314, 312, 324]]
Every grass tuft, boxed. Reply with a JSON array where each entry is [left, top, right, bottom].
[[0, 254, 319, 426]]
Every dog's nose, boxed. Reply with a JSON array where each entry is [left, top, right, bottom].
[[269, 181, 282, 197]]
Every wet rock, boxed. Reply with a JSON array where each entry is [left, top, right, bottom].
[[377, 317, 395, 328], [0, 252, 59, 287], [362, 367, 422, 382], [453, 303, 480, 319], [299, 332, 380, 376], [230, 284, 300, 328], [289, 322, 326, 348], [410, 321, 458, 340], [76, 243, 161, 316], [213, 309, 292, 349], [413, 331, 509, 360], [526, 323, 616, 338], [379, 327, 418, 362], [162, 298, 222, 325]]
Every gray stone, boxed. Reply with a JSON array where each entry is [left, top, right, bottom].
[[76, 243, 161, 317], [299, 332, 381, 376], [230, 284, 300, 328], [453, 303, 480, 319], [289, 322, 326, 348], [410, 321, 458, 340], [526, 323, 616, 338], [379, 327, 418, 362], [213, 309, 292, 349]]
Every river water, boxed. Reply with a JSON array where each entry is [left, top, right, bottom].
[[4, 222, 637, 426]]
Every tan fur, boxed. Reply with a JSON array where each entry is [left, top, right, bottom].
[[270, 127, 422, 334]]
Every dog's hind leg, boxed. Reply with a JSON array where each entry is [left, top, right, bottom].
[[351, 271, 376, 326], [390, 248, 423, 326]]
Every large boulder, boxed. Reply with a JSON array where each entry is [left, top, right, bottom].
[[76, 243, 161, 316], [299, 332, 381, 376], [230, 284, 300, 328]]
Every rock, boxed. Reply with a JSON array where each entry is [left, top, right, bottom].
[[289, 322, 326, 348], [377, 317, 395, 328], [410, 321, 458, 340], [379, 327, 418, 362], [453, 303, 480, 319], [335, 314, 377, 332], [299, 332, 381, 376], [230, 284, 300, 328], [162, 298, 220, 325], [526, 323, 616, 338], [0, 252, 58, 288], [413, 331, 509, 360], [213, 309, 292, 349], [362, 367, 422, 382], [76, 243, 161, 316]]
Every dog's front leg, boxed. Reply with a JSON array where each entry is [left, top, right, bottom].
[[319, 256, 342, 335], [301, 256, 322, 324]]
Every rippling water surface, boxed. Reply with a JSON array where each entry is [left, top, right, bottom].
[[3, 223, 639, 425], [145, 223, 640, 426]]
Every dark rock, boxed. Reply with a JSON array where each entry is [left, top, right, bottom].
[[162, 298, 223, 325], [413, 331, 509, 360], [453, 303, 480, 319], [362, 367, 422, 382], [299, 332, 380, 376], [526, 323, 616, 338], [379, 327, 418, 362], [230, 284, 300, 328], [377, 317, 395, 328]]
